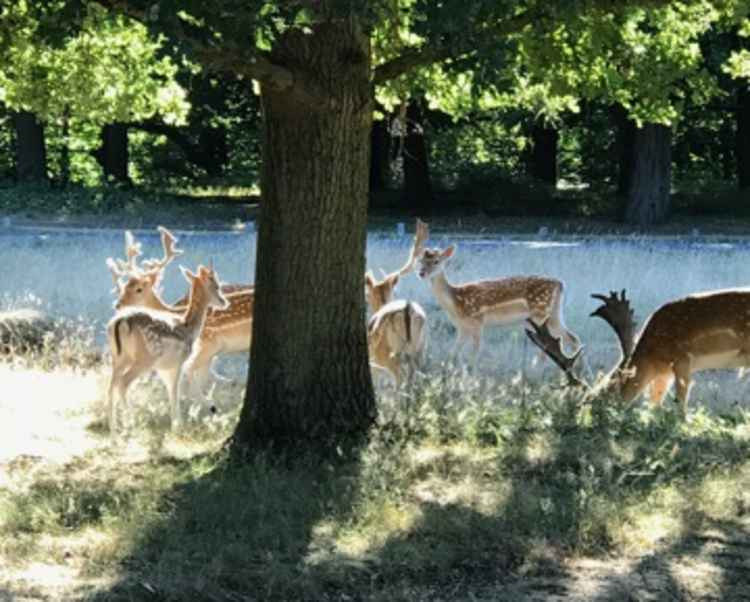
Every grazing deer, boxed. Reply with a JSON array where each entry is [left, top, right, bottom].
[[528, 287, 750, 413], [417, 241, 581, 367], [106, 265, 229, 432], [365, 220, 429, 386], [107, 227, 254, 395]]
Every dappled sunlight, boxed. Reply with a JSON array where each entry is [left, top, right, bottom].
[[0, 364, 107, 469]]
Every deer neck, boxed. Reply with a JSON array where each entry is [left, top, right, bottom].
[[181, 284, 211, 337], [428, 270, 459, 314]]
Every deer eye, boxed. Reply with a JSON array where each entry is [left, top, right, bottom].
[[136, 288, 142, 294]]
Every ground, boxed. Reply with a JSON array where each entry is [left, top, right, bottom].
[[1, 362, 750, 601], [3, 208, 750, 600]]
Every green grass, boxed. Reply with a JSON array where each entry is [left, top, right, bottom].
[[1, 350, 750, 600]]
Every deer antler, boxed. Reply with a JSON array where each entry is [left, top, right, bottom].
[[140, 226, 183, 276], [590, 290, 637, 361], [525, 318, 588, 388], [106, 257, 127, 295], [123, 230, 142, 272], [397, 218, 429, 276]]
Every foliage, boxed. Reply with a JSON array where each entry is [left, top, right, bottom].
[[0, 2, 188, 125]]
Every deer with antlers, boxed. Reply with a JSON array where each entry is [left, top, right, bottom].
[[107, 264, 229, 432], [365, 220, 429, 386], [528, 287, 750, 412], [416, 230, 581, 368], [107, 227, 254, 396]]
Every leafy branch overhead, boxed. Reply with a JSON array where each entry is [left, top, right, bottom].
[[84, 0, 702, 106]]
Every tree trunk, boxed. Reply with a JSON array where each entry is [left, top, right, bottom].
[[401, 98, 434, 213], [612, 105, 635, 198], [58, 106, 71, 188], [738, 86, 750, 190], [198, 125, 228, 178], [529, 122, 558, 185], [369, 117, 390, 195], [624, 123, 672, 226], [233, 21, 375, 456], [12, 111, 47, 183], [95, 123, 130, 184]]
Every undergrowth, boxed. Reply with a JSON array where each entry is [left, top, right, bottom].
[[1, 363, 749, 601]]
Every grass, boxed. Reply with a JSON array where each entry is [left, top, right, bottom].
[[1, 337, 750, 600]]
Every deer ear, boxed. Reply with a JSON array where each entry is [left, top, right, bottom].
[[365, 271, 374, 287], [390, 273, 400, 288], [443, 245, 456, 258], [180, 265, 196, 283]]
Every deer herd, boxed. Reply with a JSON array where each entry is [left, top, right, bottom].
[[104, 219, 750, 434]]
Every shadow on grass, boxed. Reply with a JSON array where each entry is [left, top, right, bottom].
[[84, 394, 750, 601]]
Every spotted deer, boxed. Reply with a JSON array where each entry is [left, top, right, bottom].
[[107, 265, 229, 432], [417, 242, 581, 367], [529, 288, 750, 413], [365, 219, 429, 385], [107, 226, 254, 396]]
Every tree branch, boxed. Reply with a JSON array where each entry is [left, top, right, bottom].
[[92, 0, 327, 107], [373, 10, 536, 85], [373, 0, 676, 85]]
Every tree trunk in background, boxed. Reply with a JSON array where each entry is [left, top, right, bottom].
[[624, 123, 672, 226], [529, 122, 558, 185], [12, 111, 47, 183], [738, 86, 750, 190], [233, 20, 375, 455], [58, 107, 71, 188], [95, 123, 130, 184], [401, 98, 434, 213], [198, 125, 228, 178], [612, 105, 636, 199], [369, 117, 390, 195]]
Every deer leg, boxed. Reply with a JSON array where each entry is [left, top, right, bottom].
[[469, 330, 482, 373], [111, 364, 141, 433], [452, 330, 470, 362], [672, 357, 693, 414], [158, 365, 184, 430], [183, 342, 219, 398]]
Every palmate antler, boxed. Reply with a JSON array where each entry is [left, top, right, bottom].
[[525, 318, 588, 388], [527, 289, 639, 394], [590, 289, 637, 363]]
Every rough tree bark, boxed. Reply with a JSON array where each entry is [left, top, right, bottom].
[[738, 86, 750, 190], [233, 20, 376, 454], [401, 98, 434, 213], [93, 123, 130, 184], [529, 122, 558, 185], [624, 123, 672, 226], [12, 111, 47, 183]]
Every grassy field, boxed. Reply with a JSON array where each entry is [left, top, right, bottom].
[[1, 347, 750, 600], [2, 216, 750, 599]]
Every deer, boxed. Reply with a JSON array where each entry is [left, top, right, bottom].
[[364, 219, 429, 386], [527, 287, 750, 413], [106, 264, 229, 433], [416, 236, 581, 369], [107, 226, 254, 396]]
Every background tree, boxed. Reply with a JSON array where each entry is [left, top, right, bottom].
[[0, 1, 189, 186]]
